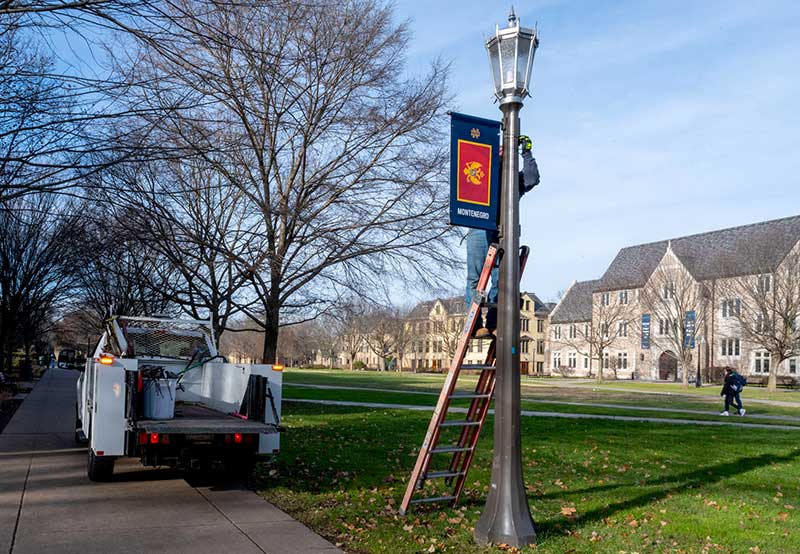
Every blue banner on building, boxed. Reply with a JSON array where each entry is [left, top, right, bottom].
[[641, 314, 651, 349], [449, 112, 501, 231], [684, 310, 696, 349]]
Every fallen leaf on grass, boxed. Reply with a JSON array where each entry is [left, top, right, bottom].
[[776, 512, 790, 522], [561, 506, 577, 517]]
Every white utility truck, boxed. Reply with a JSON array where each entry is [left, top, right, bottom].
[[76, 315, 282, 481]]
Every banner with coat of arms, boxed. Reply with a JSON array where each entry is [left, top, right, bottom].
[[449, 112, 501, 231]]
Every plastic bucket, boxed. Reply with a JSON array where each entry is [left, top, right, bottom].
[[143, 378, 177, 420]]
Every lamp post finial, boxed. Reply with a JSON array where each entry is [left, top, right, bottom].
[[508, 6, 518, 27]]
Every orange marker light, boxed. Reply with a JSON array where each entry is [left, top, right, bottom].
[[99, 355, 114, 365], [272, 364, 284, 372]]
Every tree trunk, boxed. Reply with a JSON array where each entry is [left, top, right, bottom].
[[261, 305, 280, 364], [681, 354, 690, 387], [596, 349, 604, 383], [768, 352, 781, 393]]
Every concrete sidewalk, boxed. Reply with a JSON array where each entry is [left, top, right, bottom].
[[0, 369, 341, 554]]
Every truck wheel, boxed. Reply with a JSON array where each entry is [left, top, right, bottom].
[[74, 404, 85, 444], [87, 449, 115, 482], [225, 454, 256, 479]]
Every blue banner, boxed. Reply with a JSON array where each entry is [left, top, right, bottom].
[[641, 314, 651, 349], [449, 112, 501, 231], [684, 310, 696, 349]]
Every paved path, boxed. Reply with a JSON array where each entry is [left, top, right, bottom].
[[285, 398, 800, 431], [0, 369, 341, 554], [286, 383, 800, 423]]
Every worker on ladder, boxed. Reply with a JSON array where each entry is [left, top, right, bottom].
[[465, 135, 539, 339]]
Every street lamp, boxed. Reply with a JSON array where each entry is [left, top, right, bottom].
[[474, 8, 539, 549]]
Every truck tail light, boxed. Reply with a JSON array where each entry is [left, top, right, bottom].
[[161, 434, 170, 445], [150, 433, 159, 444], [234, 433, 242, 444], [138, 431, 148, 445]]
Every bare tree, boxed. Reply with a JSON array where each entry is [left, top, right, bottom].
[[718, 236, 800, 392], [556, 291, 634, 382], [363, 307, 397, 371], [640, 261, 706, 386], [0, 195, 78, 371], [110, 0, 456, 364]]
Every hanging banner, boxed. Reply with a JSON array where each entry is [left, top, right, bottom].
[[449, 112, 501, 231], [684, 310, 696, 349], [641, 313, 651, 350]]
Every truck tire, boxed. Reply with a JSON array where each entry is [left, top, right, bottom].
[[74, 404, 85, 444], [87, 449, 115, 482]]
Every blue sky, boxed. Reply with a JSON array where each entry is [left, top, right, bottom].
[[395, 0, 800, 302]]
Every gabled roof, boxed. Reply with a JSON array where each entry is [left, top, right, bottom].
[[521, 291, 551, 315], [595, 215, 800, 292], [407, 296, 464, 319], [550, 280, 599, 323]]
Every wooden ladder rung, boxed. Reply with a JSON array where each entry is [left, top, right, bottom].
[[423, 471, 463, 480], [409, 495, 457, 505], [430, 445, 473, 454], [449, 392, 491, 399], [438, 419, 480, 428]]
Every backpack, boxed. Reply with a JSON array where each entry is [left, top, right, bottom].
[[731, 373, 747, 393]]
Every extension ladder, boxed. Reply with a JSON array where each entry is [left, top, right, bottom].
[[399, 243, 530, 515]]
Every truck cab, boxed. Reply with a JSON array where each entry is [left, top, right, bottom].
[[76, 316, 282, 481]]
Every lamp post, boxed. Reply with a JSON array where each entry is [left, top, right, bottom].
[[474, 8, 538, 548]]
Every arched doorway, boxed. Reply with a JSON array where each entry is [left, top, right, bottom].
[[659, 351, 678, 381]]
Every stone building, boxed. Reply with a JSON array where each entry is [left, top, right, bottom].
[[340, 293, 552, 373], [547, 215, 800, 381]]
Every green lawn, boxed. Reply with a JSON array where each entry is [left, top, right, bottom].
[[284, 369, 800, 421], [258, 370, 800, 553]]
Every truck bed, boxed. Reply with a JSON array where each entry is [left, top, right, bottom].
[[134, 402, 279, 435]]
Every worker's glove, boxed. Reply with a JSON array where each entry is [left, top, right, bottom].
[[519, 135, 533, 153]]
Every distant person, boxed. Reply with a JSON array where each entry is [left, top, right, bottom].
[[465, 135, 539, 339], [720, 368, 746, 416]]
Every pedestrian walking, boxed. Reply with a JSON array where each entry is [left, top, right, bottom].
[[720, 368, 746, 416]]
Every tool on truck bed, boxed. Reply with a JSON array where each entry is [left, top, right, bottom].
[[400, 244, 530, 514]]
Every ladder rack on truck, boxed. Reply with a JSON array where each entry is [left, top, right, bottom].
[[76, 315, 283, 481], [399, 244, 529, 514]]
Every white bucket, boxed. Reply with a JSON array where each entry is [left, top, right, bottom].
[[143, 378, 177, 420]]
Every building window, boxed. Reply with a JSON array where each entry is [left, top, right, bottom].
[[663, 282, 674, 299], [754, 351, 770, 373], [568, 352, 577, 368], [553, 353, 561, 368], [583, 355, 589, 369], [758, 274, 771, 294], [584, 323, 589, 337], [477, 340, 483, 353], [521, 318, 530, 332], [537, 340, 544, 355], [618, 321, 628, 337], [569, 324, 577, 339], [722, 298, 741, 318], [603, 351, 609, 369], [602, 292, 610, 306], [521, 339, 530, 354], [537, 319, 544, 333], [720, 338, 740, 357], [554, 326, 561, 340], [790, 358, 797, 374], [617, 352, 628, 370], [618, 290, 628, 305], [536, 361, 543, 374], [658, 318, 666, 336], [525, 300, 531, 311], [425, 341, 430, 353], [602, 323, 609, 338]]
